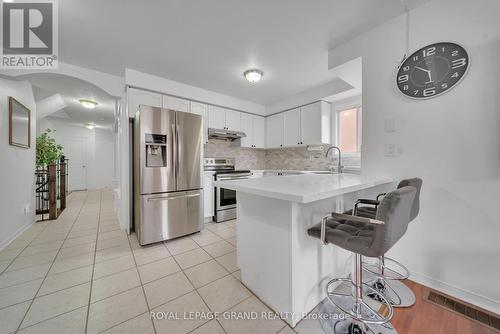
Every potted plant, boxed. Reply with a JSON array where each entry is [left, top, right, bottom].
[[36, 129, 64, 167]]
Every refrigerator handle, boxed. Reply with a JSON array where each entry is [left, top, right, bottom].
[[176, 123, 180, 183], [171, 123, 177, 182], [147, 193, 200, 201]]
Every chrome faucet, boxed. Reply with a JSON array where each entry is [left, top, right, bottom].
[[325, 146, 344, 173]]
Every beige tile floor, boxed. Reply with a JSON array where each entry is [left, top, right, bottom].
[[0, 189, 325, 334]]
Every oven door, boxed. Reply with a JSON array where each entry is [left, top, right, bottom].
[[216, 186, 236, 210], [215, 174, 250, 210]]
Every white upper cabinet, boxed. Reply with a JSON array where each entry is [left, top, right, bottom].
[[208, 106, 241, 131], [284, 107, 302, 146], [225, 110, 241, 132], [241, 114, 266, 148], [240, 113, 253, 148], [266, 113, 284, 148], [300, 101, 331, 145], [127, 88, 162, 118], [208, 105, 226, 129], [190, 101, 209, 144], [162, 95, 190, 113], [253, 115, 266, 148]]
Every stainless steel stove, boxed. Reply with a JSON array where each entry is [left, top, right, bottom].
[[204, 158, 252, 223]]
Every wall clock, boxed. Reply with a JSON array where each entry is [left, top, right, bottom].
[[397, 42, 469, 99]]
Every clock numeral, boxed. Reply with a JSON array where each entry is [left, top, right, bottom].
[[451, 72, 459, 78], [441, 47, 446, 53], [441, 83, 448, 89], [403, 66, 410, 72], [423, 87, 436, 97], [398, 74, 409, 83], [423, 46, 436, 57], [414, 90, 419, 96], [452, 50, 459, 57], [413, 55, 419, 61], [451, 58, 467, 69], [402, 85, 409, 91]]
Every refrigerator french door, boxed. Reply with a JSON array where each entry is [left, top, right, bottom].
[[134, 106, 203, 245]]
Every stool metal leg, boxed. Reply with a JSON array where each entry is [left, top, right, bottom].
[[319, 252, 398, 334]]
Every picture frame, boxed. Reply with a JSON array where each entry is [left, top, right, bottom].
[[9, 96, 31, 149]]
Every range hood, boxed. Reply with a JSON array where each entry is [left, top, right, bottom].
[[208, 128, 246, 141]]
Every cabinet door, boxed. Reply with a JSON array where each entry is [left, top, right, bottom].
[[301, 101, 330, 145], [266, 113, 284, 148], [225, 109, 241, 132], [127, 88, 162, 118], [240, 113, 253, 147], [253, 115, 266, 148], [208, 105, 226, 129], [203, 173, 214, 219], [162, 95, 190, 112], [284, 107, 302, 146], [190, 102, 208, 144]]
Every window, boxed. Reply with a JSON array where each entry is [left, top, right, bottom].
[[337, 107, 362, 153]]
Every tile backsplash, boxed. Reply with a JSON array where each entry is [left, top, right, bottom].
[[204, 139, 266, 170], [204, 139, 361, 171]]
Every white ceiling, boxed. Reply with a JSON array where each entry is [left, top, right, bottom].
[[59, 0, 429, 105], [17, 73, 116, 126]]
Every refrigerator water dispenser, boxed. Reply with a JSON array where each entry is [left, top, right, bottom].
[[145, 133, 167, 167]]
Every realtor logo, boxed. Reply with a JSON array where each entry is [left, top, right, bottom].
[[1, 0, 58, 69]]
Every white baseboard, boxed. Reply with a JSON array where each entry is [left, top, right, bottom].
[[409, 269, 500, 315], [0, 220, 34, 252]]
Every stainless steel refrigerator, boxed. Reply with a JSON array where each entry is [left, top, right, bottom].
[[134, 105, 203, 245]]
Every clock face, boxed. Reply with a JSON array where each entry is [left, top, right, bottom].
[[397, 42, 469, 98]]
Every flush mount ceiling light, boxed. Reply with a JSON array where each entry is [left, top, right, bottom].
[[85, 123, 96, 130], [244, 69, 263, 83], [79, 99, 98, 109]]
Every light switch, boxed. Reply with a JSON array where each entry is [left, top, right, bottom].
[[384, 118, 396, 132]]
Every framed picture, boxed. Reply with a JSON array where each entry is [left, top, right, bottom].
[[9, 97, 31, 148]]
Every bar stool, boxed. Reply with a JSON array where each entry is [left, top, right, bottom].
[[346, 178, 423, 308], [307, 186, 416, 334]]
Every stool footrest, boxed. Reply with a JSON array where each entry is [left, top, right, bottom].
[[362, 256, 410, 280], [326, 278, 394, 325]]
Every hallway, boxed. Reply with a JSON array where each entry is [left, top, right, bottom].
[[0, 190, 289, 334]]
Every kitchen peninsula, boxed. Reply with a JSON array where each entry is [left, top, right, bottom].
[[214, 173, 392, 327]]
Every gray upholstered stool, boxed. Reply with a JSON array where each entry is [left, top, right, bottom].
[[308, 186, 416, 334], [346, 178, 423, 308]]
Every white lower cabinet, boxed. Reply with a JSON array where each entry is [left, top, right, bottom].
[[203, 172, 214, 221]]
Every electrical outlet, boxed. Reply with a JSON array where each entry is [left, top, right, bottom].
[[384, 144, 397, 157]]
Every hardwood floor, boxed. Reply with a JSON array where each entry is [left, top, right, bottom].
[[391, 280, 498, 334]]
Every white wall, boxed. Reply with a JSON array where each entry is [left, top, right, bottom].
[[0, 78, 36, 250], [329, 0, 500, 313], [37, 118, 115, 190]]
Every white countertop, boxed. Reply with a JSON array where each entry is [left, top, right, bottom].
[[214, 173, 392, 204], [251, 168, 360, 174]]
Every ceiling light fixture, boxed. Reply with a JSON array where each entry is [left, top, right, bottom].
[[85, 123, 96, 130], [244, 69, 263, 83], [79, 99, 98, 109]]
